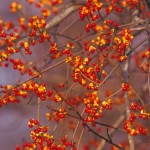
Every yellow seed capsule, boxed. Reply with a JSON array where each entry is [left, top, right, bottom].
[[121, 1, 127, 7]]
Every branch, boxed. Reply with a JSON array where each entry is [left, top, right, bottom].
[[123, 54, 135, 150], [85, 123, 124, 150], [51, 88, 124, 150], [96, 115, 125, 150], [0, 49, 84, 99], [45, 3, 81, 30]]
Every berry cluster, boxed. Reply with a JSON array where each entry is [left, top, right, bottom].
[[0, 0, 149, 149], [10, 2, 22, 13], [49, 42, 62, 59], [28, 16, 46, 31], [0, 31, 20, 63], [124, 102, 149, 136], [53, 108, 67, 121], [18, 119, 77, 150], [26, 0, 63, 18], [79, 0, 103, 21], [83, 91, 112, 125], [122, 83, 131, 91]]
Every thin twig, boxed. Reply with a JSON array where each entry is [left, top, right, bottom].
[[118, 20, 146, 28], [106, 128, 112, 142], [98, 63, 120, 88], [96, 115, 125, 150], [131, 87, 145, 105], [103, 88, 122, 101], [80, 72, 98, 85], [65, 83, 76, 99], [98, 35, 150, 89], [0, 49, 84, 99], [77, 128, 85, 150], [71, 108, 85, 149], [52, 87, 124, 150]]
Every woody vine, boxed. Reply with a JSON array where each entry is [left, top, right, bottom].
[[0, 0, 150, 150]]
